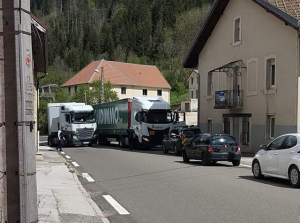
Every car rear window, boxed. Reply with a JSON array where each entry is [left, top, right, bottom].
[[211, 136, 237, 145], [183, 129, 201, 137]]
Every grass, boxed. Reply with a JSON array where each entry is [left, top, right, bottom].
[[170, 91, 189, 106]]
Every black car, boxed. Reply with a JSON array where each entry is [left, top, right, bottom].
[[182, 134, 241, 166], [162, 127, 201, 155]]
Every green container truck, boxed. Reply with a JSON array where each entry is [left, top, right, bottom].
[[93, 97, 185, 149]]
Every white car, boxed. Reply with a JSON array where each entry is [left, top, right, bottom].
[[252, 134, 300, 188]]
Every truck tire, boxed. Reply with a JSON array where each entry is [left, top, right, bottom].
[[48, 136, 54, 147], [119, 136, 125, 148]]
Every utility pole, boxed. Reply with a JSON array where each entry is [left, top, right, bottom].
[[101, 67, 104, 103], [2, 0, 38, 222]]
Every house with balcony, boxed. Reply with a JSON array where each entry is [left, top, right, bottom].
[[181, 70, 199, 112], [62, 59, 171, 103], [183, 0, 300, 152]]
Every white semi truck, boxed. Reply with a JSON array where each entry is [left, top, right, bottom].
[[93, 97, 185, 149], [47, 103, 96, 147]]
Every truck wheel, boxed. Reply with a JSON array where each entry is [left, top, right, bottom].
[[48, 136, 54, 147], [119, 136, 125, 148]]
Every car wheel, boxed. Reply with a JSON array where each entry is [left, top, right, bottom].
[[162, 143, 168, 154], [183, 151, 190, 163], [252, 160, 264, 179], [232, 160, 240, 166], [289, 165, 300, 188], [202, 153, 210, 166]]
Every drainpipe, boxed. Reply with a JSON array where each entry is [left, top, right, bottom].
[[191, 69, 200, 128], [297, 23, 300, 133]]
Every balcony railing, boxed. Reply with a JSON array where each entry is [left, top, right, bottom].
[[214, 90, 243, 109]]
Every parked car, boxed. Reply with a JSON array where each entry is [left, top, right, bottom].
[[252, 134, 300, 188], [162, 126, 201, 155], [182, 134, 241, 166]]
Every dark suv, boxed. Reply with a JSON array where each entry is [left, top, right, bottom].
[[182, 134, 241, 166], [162, 127, 201, 155]]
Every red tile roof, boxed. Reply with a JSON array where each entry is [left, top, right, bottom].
[[62, 60, 171, 89], [266, 0, 300, 19]]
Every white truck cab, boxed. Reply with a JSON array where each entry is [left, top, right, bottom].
[[47, 103, 96, 147]]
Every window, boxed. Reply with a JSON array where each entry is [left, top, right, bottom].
[[143, 89, 147, 95], [266, 58, 276, 90], [266, 115, 275, 139], [233, 15, 242, 46], [157, 89, 162, 96], [191, 78, 194, 85], [207, 119, 212, 133], [65, 114, 70, 124], [285, 136, 297, 149], [74, 86, 77, 93], [121, 87, 126, 94], [207, 72, 213, 96], [268, 136, 285, 150], [191, 90, 194, 99], [68, 87, 71, 94]]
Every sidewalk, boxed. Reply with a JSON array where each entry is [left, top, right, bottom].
[[37, 145, 105, 222]]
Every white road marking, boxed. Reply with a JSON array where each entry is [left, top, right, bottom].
[[240, 164, 251, 168], [86, 176, 95, 182], [101, 218, 110, 223], [82, 173, 89, 177], [82, 173, 95, 182], [61, 152, 65, 154], [65, 155, 71, 159], [103, 195, 130, 215], [72, 162, 79, 167]]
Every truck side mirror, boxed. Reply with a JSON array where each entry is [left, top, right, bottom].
[[173, 112, 179, 123]]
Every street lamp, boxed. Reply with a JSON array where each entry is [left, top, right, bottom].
[[95, 67, 104, 103]]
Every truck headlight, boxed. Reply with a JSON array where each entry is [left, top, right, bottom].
[[143, 137, 149, 142]]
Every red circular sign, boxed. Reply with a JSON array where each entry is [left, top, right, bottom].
[[25, 54, 31, 66]]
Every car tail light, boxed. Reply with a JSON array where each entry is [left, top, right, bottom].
[[207, 145, 214, 152], [236, 145, 241, 153], [180, 134, 185, 140]]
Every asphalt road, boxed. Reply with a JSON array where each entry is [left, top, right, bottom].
[[62, 144, 300, 223]]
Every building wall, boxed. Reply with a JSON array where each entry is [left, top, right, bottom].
[[67, 85, 170, 103], [189, 72, 199, 99], [197, 0, 298, 152]]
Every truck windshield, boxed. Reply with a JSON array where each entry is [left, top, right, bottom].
[[143, 110, 173, 124], [73, 112, 95, 124]]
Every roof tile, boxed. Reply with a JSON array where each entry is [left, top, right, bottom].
[[266, 0, 300, 19], [62, 60, 171, 89]]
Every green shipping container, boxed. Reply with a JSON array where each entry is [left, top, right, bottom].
[[92, 99, 130, 136]]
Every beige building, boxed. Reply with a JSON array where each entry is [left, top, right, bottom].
[[62, 59, 171, 103], [183, 0, 300, 152]]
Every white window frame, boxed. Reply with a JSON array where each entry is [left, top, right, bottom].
[[266, 114, 275, 139], [233, 15, 242, 46], [247, 57, 258, 96], [157, 89, 162, 96], [265, 54, 277, 93], [207, 72, 213, 99], [142, 89, 147, 96], [121, 87, 126, 94]]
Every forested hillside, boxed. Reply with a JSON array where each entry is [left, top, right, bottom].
[[31, 0, 211, 96]]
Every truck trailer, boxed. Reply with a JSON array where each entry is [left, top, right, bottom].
[[47, 103, 96, 147], [93, 97, 185, 149]]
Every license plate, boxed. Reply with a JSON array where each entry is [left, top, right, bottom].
[[156, 145, 162, 148], [83, 142, 89, 145]]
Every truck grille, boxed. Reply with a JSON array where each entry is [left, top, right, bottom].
[[77, 128, 94, 140], [147, 128, 169, 146]]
